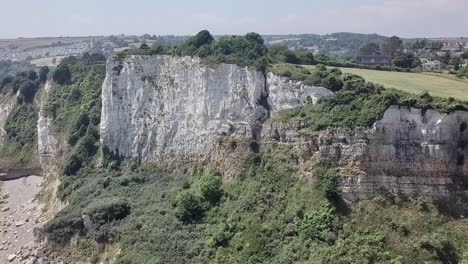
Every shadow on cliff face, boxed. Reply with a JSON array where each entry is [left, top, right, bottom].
[[332, 196, 352, 216], [435, 179, 468, 217], [434, 197, 468, 218]]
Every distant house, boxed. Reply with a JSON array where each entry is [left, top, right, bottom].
[[356, 55, 391, 67], [462, 60, 468, 68], [420, 58, 441, 71], [442, 42, 464, 52]]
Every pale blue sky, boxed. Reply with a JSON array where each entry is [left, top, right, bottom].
[[1, 0, 466, 38]]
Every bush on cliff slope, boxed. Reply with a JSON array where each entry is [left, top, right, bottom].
[[275, 64, 468, 130], [0, 104, 38, 167], [0, 68, 46, 168], [44, 54, 106, 176], [45, 144, 468, 264]]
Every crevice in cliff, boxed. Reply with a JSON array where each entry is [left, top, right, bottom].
[[251, 69, 271, 143], [259, 69, 271, 119]]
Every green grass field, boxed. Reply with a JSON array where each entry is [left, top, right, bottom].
[[305, 66, 468, 101]]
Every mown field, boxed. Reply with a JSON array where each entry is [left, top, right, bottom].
[[305, 66, 468, 101], [0, 36, 100, 51]]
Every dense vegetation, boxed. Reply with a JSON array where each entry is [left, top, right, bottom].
[[0, 60, 34, 86], [120, 30, 270, 69], [273, 64, 468, 131], [45, 144, 468, 264], [43, 53, 106, 177], [0, 67, 48, 167]]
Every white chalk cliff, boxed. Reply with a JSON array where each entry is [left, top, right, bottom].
[[100, 55, 468, 205], [100, 55, 332, 166]]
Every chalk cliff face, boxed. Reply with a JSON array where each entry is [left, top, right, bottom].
[[263, 106, 468, 206], [100, 55, 468, 206], [0, 93, 16, 145], [37, 81, 65, 214], [100, 55, 332, 168]]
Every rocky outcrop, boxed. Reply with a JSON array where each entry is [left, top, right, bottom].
[[37, 81, 59, 172], [267, 72, 331, 113], [36, 81, 65, 215], [264, 105, 468, 207], [100, 55, 331, 169]]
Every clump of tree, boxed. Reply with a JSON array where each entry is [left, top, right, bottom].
[[358, 43, 382, 56], [0, 68, 48, 103], [382, 36, 403, 60], [269, 45, 315, 65], [53, 65, 72, 85], [271, 63, 344, 92], [39, 66, 49, 83], [394, 53, 421, 69], [174, 169, 224, 223], [121, 30, 270, 69]]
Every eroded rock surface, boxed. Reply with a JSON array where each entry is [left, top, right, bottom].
[[264, 106, 468, 208], [100, 55, 331, 169], [100, 55, 468, 208]]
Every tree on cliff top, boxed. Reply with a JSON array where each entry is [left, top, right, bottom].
[[53, 65, 72, 85], [187, 30, 214, 49]]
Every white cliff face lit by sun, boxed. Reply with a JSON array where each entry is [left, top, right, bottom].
[[0, 93, 17, 145], [100, 54, 468, 204], [100, 55, 332, 166]]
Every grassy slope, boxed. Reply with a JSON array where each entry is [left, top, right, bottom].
[[304, 66, 468, 101]]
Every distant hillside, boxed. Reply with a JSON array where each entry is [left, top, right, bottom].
[[263, 32, 390, 58]]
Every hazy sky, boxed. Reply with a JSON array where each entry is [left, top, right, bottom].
[[1, 0, 467, 38]]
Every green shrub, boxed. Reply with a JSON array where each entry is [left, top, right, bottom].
[[53, 65, 72, 85], [318, 168, 340, 200], [198, 170, 223, 204], [62, 153, 83, 176], [18, 79, 37, 103], [45, 212, 84, 244], [418, 233, 460, 264], [3, 104, 38, 148], [38, 66, 49, 83], [84, 198, 131, 228], [0, 75, 13, 91], [300, 201, 336, 242], [175, 192, 205, 223]]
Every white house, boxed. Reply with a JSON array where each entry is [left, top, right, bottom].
[[462, 60, 468, 68], [421, 58, 441, 71]]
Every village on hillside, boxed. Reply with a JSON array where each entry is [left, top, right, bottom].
[[1, 34, 468, 80]]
